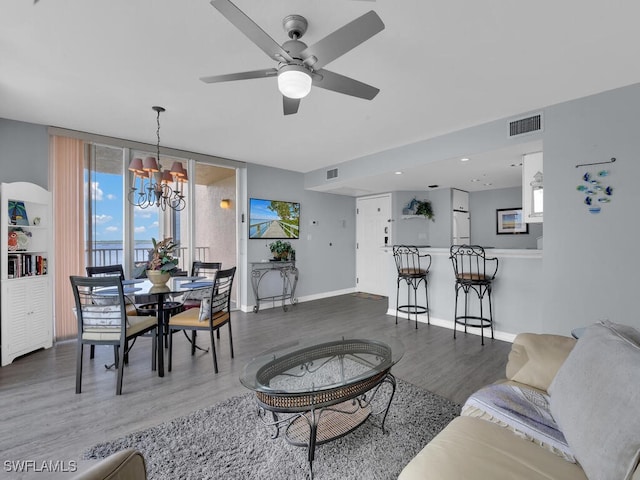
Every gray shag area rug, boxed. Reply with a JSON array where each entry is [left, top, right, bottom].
[[84, 378, 460, 480]]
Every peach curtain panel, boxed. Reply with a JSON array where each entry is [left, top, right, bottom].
[[50, 136, 85, 340]]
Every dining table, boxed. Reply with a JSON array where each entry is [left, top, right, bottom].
[[119, 276, 213, 377]]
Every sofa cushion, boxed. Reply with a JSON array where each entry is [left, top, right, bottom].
[[506, 333, 576, 392], [398, 416, 587, 480], [548, 321, 640, 480]]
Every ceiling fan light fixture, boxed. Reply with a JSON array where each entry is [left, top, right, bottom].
[[278, 65, 312, 99]]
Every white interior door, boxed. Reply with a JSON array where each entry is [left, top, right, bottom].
[[356, 194, 391, 296]]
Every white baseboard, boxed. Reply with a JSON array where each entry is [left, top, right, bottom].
[[240, 287, 357, 313], [386, 309, 516, 343]]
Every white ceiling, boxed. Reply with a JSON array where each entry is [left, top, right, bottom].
[[2, 1, 640, 194]]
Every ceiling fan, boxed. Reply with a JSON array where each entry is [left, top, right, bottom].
[[200, 0, 385, 115]]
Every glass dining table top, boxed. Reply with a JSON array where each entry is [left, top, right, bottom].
[[240, 335, 404, 395], [96, 276, 213, 297]]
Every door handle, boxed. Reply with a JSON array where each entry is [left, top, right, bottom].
[[384, 227, 388, 234]]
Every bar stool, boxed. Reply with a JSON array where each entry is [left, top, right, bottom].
[[449, 245, 498, 345], [393, 245, 431, 329]]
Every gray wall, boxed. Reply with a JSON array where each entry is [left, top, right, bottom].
[[470, 187, 542, 249], [542, 84, 640, 334], [0, 119, 49, 188], [246, 164, 356, 304]]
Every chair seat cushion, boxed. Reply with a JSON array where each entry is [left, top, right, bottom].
[[82, 316, 156, 341], [456, 273, 490, 282], [169, 308, 229, 329], [399, 268, 427, 276]]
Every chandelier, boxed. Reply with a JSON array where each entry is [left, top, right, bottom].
[[127, 106, 187, 211]]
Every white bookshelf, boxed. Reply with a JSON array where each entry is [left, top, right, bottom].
[[1, 182, 53, 366]]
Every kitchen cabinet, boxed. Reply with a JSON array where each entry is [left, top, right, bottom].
[[452, 189, 469, 212]]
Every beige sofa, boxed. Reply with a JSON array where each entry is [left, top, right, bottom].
[[399, 321, 640, 480], [72, 449, 146, 480]]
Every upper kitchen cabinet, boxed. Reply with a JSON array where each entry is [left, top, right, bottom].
[[452, 189, 469, 212], [522, 152, 543, 223]]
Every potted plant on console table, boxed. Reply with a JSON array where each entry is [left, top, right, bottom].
[[268, 240, 295, 261]]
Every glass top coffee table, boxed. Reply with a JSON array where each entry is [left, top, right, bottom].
[[240, 336, 404, 478]]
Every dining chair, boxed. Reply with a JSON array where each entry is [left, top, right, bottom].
[[86, 264, 140, 362], [182, 261, 222, 310], [70, 275, 157, 395], [168, 267, 236, 373]]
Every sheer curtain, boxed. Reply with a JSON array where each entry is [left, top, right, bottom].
[[50, 135, 85, 340]]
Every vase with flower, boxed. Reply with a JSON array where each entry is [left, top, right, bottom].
[[134, 237, 180, 286]]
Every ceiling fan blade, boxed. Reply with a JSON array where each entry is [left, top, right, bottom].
[[210, 0, 293, 63], [200, 68, 277, 84], [313, 69, 379, 100], [300, 11, 384, 70], [283, 96, 300, 115]]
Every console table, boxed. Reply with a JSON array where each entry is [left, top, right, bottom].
[[240, 336, 404, 478], [250, 261, 298, 313]]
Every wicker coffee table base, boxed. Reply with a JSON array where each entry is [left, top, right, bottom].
[[255, 373, 397, 479]]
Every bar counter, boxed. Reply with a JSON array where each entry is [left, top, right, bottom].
[[384, 247, 543, 341]]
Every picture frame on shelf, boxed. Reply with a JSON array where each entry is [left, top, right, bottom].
[[8, 200, 29, 226], [496, 208, 528, 235]]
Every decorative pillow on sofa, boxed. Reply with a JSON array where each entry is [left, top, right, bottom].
[[506, 333, 576, 392], [548, 321, 640, 480]]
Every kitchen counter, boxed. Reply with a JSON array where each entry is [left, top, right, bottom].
[[385, 247, 543, 341]]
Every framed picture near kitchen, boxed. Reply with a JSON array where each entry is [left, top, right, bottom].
[[496, 208, 528, 235]]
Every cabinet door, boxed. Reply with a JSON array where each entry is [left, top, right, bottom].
[[27, 278, 53, 346], [2, 281, 29, 357], [452, 189, 469, 212], [1, 277, 52, 365]]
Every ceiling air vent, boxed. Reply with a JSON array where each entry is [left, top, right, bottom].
[[326, 168, 338, 180], [509, 114, 542, 137]]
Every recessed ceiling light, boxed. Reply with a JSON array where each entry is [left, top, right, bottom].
[[483, 183, 493, 186], [460, 158, 470, 162], [394, 171, 403, 175], [470, 178, 480, 182]]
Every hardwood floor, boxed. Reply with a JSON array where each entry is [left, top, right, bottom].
[[0, 293, 511, 475]]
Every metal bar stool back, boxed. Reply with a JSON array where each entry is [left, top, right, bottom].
[[392, 245, 431, 328], [449, 244, 498, 345]]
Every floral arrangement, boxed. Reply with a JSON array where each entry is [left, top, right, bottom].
[[147, 237, 179, 272], [133, 237, 180, 278]]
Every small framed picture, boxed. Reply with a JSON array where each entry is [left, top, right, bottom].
[[496, 208, 528, 235], [8, 201, 29, 226]]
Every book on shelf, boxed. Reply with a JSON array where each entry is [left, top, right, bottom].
[[6, 253, 47, 278]]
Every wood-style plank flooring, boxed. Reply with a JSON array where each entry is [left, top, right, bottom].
[[0, 294, 511, 476]]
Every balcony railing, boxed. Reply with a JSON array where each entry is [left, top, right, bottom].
[[87, 246, 210, 272]]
